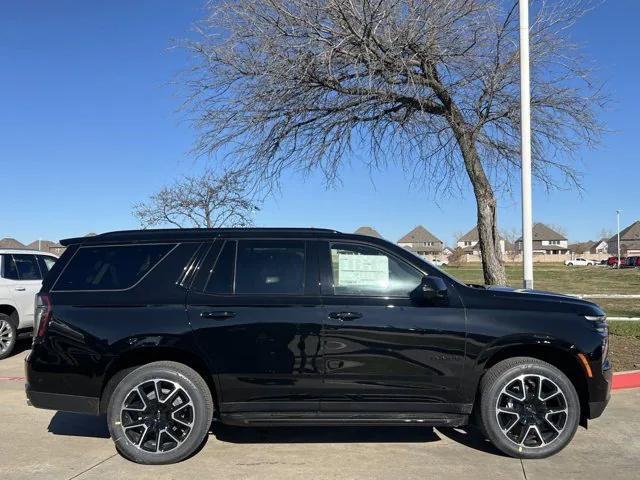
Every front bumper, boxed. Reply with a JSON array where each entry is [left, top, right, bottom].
[[587, 361, 612, 419]]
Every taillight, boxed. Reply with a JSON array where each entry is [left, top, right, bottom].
[[34, 293, 52, 339]]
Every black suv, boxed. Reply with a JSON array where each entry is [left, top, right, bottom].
[[26, 228, 611, 464]]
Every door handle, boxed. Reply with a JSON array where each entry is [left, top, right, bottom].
[[15, 287, 26, 291], [328, 311, 362, 321], [200, 311, 236, 320]]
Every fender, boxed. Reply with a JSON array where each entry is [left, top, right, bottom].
[[460, 333, 589, 405], [100, 332, 222, 412]]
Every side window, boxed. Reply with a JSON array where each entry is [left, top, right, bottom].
[[330, 243, 422, 297], [54, 244, 173, 291], [12, 254, 42, 280], [235, 240, 305, 295], [204, 241, 236, 294], [2, 255, 20, 280]]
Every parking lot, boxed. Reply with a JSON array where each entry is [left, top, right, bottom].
[[1, 343, 637, 480]]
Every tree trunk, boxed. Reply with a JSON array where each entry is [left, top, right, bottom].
[[448, 115, 507, 285]]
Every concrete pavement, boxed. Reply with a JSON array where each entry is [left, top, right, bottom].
[[2, 345, 638, 480]]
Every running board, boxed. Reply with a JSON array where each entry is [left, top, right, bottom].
[[220, 412, 468, 427]]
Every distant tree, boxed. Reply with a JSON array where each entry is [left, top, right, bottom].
[[185, 0, 605, 285], [599, 228, 613, 240], [547, 223, 568, 238], [133, 169, 259, 228], [447, 247, 466, 267], [500, 227, 521, 262]]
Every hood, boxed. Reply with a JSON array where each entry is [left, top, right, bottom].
[[465, 284, 605, 316]]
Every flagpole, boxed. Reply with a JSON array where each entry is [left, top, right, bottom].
[[520, 0, 534, 289]]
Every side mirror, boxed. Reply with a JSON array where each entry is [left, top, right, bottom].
[[420, 276, 448, 303]]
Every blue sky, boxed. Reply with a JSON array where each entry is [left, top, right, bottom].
[[1, 0, 638, 247]]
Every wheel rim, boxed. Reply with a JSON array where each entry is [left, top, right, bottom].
[[495, 374, 568, 448], [120, 379, 195, 453], [0, 320, 14, 354]]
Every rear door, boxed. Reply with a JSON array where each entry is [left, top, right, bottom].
[[318, 240, 468, 413], [3, 254, 43, 329], [187, 238, 325, 414]]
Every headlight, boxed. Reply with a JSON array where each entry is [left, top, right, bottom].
[[585, 315, 608, 359]]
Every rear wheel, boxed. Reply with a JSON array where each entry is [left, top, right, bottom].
[[0, 314, 17, 360], [479, 357, 580, 459], [107, 361, 214, 464]]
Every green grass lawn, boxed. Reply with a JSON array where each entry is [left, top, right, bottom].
[[442, 263, 640, 317], [609, 320, 640, 339], [442, 263, 640, 294]]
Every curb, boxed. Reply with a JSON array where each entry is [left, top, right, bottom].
[[612, 370, 640, 390]]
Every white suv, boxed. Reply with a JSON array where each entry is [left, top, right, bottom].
[[0, 249, 57, 359]]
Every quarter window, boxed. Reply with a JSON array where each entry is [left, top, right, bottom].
[[54, 244, 173, 291], [235, 240, 305, 295], [330, 243, 422, 297], [37, 255, 56, 275]]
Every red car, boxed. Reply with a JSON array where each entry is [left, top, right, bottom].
[[607, 256, 626, 267]]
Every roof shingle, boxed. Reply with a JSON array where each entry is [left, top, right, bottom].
[[0, 237, 26, 249], [398, 225, 442, 244], [354, 226, 382, 238], [609, 220, 640, 242], [516, 223, 566, 242]]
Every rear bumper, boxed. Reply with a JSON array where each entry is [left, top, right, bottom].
[[26, 388, 100, 415], [25, 349, 101, 415]]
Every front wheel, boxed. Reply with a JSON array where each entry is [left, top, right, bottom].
[[479, 357, 580, 459], [107, 361, 214, 464], [0, 314, 17, 360]]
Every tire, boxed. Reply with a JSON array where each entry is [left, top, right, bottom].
[[479, 357, 580, 459], [567, 262, 573, 266], [0, 314, 17, 360], [107, 361, 214, 464]]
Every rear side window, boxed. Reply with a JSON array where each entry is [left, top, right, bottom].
[[54, 244, 173, 291], [1, 254, 20, 280], [12, 254, 42, 280], [235, 240, 305, 295]]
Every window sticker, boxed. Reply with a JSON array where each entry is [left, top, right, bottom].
[[337, 254, 389, 288]]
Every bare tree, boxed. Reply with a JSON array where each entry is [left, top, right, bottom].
[[547, 223, 568, 238], [500, 227, 521, 262], [598, 228, 613, 240], [133, 169, 259, 228], [184, 0, 605, 284]]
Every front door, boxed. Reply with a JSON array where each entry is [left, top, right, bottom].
[[187, 239, 324, 414], [319, 241, 468, 413]]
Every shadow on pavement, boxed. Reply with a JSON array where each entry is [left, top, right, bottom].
[[48, 412, 110, 438], [10, 338, 31, 357], [211, 423, 440, 444], [437, 426, 507, 457], [45, 414, 506, 457], [211, 423, 505, 456]]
